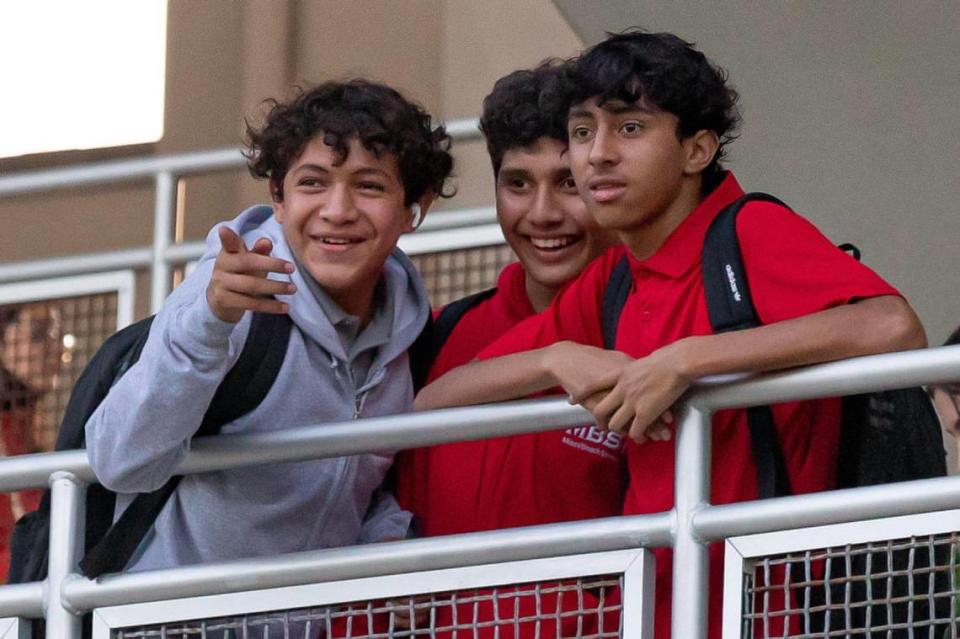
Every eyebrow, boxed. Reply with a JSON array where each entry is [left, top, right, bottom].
[[352, 167, 392, 179], [291, 163, 330, 175], [568, 106, 595, 120], [600, 100, 655, 116], [498, 167, 533, 181]]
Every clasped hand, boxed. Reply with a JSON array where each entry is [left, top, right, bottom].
[[548, 342, 690, 444]]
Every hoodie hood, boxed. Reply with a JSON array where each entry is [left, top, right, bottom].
[[200, 205, 430, 367]]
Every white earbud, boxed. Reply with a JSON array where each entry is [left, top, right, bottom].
[[410, 203, 423, 229]]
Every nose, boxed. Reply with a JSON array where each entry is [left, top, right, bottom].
[[588, 126, 618, 168], [320, 184, 360, 224], [526, 184, 564, 227]]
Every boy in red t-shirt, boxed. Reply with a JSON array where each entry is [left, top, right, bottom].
[[415, 31, 926, 639], [392, 62, 621, 638]]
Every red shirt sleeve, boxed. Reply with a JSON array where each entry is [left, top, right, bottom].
[[477, 248, 620, 360], [736, 202, 900, 325]]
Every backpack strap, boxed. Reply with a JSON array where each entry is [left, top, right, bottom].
[[601, 256, 632, 350], [78, 312, 293, 578], [407, 287, 498, 393], [702, 192, 793, 499]]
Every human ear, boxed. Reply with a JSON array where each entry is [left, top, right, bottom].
[[682, 130, 721, 176], [270, 178, 285, 222]]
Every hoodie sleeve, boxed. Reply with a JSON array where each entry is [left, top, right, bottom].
[[358, 488, 413, 543], [85, 257, 251, 493]]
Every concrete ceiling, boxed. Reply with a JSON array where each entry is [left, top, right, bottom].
[[552, 0, 640, 45]]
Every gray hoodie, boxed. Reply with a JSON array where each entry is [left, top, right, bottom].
[[85, 205, 428, 571]]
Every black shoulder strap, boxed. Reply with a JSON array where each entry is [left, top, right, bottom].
[[408, 287, 498, 393], [79, 312, 292, 578], [601, 256, 632, 350], [702, 192, 793, 499], [199, 312, 293, 436]]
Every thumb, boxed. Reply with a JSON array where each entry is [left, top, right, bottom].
[[251, 237, 274, 256], [218, 226, 247, 254]]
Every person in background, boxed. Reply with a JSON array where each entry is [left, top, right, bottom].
[[929, 325, 960, 471], [0, 304, 61, 577]]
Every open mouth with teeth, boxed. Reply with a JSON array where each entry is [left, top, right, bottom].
[[528, 235, 582, 251], [314, 236, 363, 246]]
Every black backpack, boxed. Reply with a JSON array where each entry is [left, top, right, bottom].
[[8, 294, 452, 586], [7, 311, 293, 584], [601, 192, 950, 635]]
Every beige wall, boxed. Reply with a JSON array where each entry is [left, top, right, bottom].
[[0, 0, 580, 270], [9, 1, 956, 346], [555, 0, 960, 344]]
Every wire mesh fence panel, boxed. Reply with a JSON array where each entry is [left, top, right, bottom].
[[412, 245, 515, 308], [0, 293, 118, 452], [110, 575, 623, 639], [740, 531, 960, 638]]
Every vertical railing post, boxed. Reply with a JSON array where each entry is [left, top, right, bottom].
[[151, 170, 177, 313], [671, 404, 712, 639], [47, 471, 86, 638]]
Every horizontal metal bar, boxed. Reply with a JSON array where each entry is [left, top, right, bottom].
[[0, 450, 95, 492], [443, 117, 482, 140], [60, 511, 672, 612], [0, 582, 44, 618], [0, 119, 481, 198], [693, 474, 960, 540], [399, 222, 504, 255], [0, 208, 500, 285], [0, 399, 590, 492], [0, 247, 153, 284], [0, 148, 244, 196], [690, 344, 960, 411], [417, 205, 496, 231], [176, 398, 590, 477], [2, 342, 960, 492]]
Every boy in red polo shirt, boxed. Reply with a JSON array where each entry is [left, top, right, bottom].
[[393, 61, 622, 638], [415, 31, 926, 638]]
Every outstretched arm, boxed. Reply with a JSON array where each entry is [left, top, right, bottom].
[[413, 342, 632, 411], [588, 295, 926, 442], [85, 227, 295, 493]]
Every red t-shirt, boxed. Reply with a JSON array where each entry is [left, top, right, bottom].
[[478, 173, 900, 639]]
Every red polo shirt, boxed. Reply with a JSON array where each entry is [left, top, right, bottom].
[[478, 173, 900, 639], [396, 261, 625, 535], [388, 262, 624, 639]]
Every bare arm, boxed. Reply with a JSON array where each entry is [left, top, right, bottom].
[[591, 295, 926, 442], [413, 342, 632, 411]]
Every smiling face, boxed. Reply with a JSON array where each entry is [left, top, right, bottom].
[[566, 98, 716, 259], [496, 138, 615, 310], [272, 136, 416, 318]]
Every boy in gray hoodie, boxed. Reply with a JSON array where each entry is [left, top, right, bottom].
[[85, 80, 453, 571]]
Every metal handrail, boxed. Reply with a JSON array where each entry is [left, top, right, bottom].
[[0, 118, 482, 197], [0, 345, 955, 635], [0, 118, 484, 311], [1, 344, 954, 494], [0, 206, 501, 286]]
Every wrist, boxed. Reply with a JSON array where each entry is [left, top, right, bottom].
[[540, 341, 571, 385], [664, 336, 702, 382]]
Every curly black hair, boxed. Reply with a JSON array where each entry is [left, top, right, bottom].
[[245, 80, 454, 206], [479, 60, 568, 176], [553, 29, 740, 179]]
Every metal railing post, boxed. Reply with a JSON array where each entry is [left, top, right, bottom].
[[672, 404, 712, 639], [151, 171, 177, 313], [47, 471, 86, 638]]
